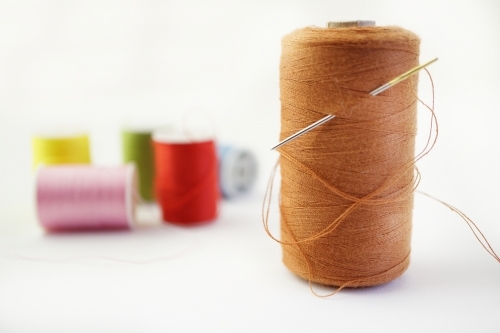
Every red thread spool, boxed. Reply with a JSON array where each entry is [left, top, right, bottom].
[[153, 130, 219, 225]]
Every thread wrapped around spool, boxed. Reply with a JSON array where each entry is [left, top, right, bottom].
[[153, 128, 219, 225], [122, 128, 155, 201], [277, 25, 420, 288], [32, 133, 91, 168], [218, 145, 258, 199], [36, 164, 138, 231]]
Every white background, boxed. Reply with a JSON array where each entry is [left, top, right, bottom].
[[1, 0, 500, 332]]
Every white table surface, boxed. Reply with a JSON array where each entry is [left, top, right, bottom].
[[1, 187, 499, 333]]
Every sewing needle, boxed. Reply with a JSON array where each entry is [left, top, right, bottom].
[[271, 57, 438, 150]]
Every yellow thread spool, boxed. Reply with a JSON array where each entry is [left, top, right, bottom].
[[32, 134, 91, 168]]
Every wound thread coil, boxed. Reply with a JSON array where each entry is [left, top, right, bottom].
[[32, 133, 91, 168], [153, 129, 219, 225], [277, 26, 420, 288], [36, 164, 138, 231], [122, 129, 155, 201], [218, 145, 258, 199]]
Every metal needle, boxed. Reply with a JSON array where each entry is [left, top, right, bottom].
[[271, 114, 335, 150], [271, 57, 438, 150], [369, 58, 438, 96]]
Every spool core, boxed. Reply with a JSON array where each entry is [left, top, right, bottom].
[[327, 21, 375, 28]]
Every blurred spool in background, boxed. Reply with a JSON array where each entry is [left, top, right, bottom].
[[31, 125, 257, 231], [32, 133, 91, 168], [36, 164, 138, 232], [122, 128, 155, 201], [153, 128, 219, 225], [121, 127, 260, 201], [218, 145, 258, 199]]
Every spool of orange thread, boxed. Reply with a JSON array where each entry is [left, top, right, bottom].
[[153, 128, 219, 225], [274, 22, 421, 289]]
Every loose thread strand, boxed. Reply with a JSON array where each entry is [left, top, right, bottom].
[[417, 191, 500, 263]]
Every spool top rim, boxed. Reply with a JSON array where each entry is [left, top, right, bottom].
[[152, 127, 214, 144], [327, 21, 376, 28]]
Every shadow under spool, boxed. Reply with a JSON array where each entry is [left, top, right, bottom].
[[278, 24, 420, 287]]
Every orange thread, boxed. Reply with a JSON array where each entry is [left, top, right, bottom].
[[263, 27, 498, 295], [417, 191, 500, 263], [266, 26, 426, 290]]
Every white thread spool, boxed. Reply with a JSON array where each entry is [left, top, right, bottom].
[[218, 145, 258, 199]]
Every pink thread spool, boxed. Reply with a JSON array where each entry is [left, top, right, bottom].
[[36, 164, 138, 231]]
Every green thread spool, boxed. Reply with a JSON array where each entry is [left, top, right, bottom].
[[122, 129, 154, 201]]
